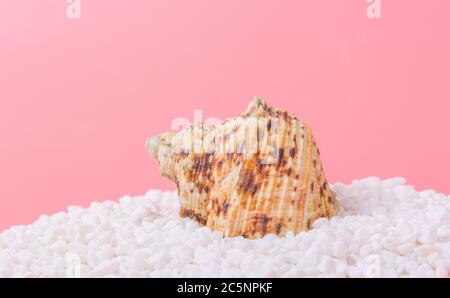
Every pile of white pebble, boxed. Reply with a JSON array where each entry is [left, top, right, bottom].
[[0, 177, 449, 278]]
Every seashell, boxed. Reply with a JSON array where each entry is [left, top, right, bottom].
[[146, 97, 340, 239]]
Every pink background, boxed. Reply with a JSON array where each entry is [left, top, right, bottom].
[[1, 1, 449, 231]]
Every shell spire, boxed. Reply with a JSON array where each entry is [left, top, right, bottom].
[[147, 97, 340, 239]]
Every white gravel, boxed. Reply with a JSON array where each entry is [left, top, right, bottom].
[[1, 177, 449, 278]]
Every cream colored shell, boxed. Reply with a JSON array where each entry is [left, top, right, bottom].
[[147, 97, 340, 238]]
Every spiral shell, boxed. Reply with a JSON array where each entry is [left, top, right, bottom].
[[147, 97, 340, 238]]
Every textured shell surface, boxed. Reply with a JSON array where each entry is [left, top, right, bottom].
[[147, 97, 340, 239]]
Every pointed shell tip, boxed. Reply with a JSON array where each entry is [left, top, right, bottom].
[[146, 136, 160, 158], [246, 96, 266, 114]]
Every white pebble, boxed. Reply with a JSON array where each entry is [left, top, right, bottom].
[[90, 259, 119, 277], [43, 227, 65, 245], [332, 240, 348, 258], [416, 246, 440, 257], [436, 225, 450, 242], [395, 219, 413, 236], [318, 256, 334, 274], [67, 205, 85, 217], [435, 265, 449, 278], [381, 177, 406, 188], [426, 206, 447, 222], [2, 230, 16, 243], [359, 244, 372, 257], [442, 243, 450, 259], [194, 247, 216, 266], [418, 229, 437, 245], [51, 212, 68, 224], [397, 243, 414, 256]]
